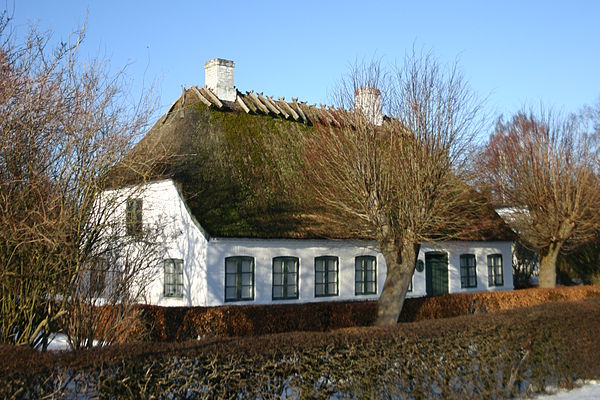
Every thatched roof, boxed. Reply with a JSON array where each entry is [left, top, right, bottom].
[[109, 86, 514, 242]]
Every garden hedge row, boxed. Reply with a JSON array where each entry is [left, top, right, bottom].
[[130, 285, 600, 341], [3, 296, 600, 399]]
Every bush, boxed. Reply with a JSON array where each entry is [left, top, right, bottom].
[[125, 285, 600, 341], [3, 297, 600, 399]]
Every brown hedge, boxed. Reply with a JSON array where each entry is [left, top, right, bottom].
[[127, 285, 600, 341], [3, 297, 600, 399]]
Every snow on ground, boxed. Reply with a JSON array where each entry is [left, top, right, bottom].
[[41, 334, 600, 399], [46, 333, 70, 351], [535, 381, 600, 399]]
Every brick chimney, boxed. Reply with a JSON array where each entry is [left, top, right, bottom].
[[204, 58, 236, 102], [354, 86, 383, 126]]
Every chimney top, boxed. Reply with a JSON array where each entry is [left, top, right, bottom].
[[204, 58, 236, 102], [354, 86, 383, 126]]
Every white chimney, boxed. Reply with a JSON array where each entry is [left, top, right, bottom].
[[204, 58, 236, 102], [355, 86, 383, 126]]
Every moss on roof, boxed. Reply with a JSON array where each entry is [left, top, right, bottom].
[[111, 88, 514, 241]]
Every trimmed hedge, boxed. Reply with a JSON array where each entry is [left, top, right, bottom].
[[130, 285, 600, 341], [3, 297, 600, 399]]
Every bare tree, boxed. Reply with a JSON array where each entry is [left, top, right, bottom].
[[283, 53, 486, 325], [477, 111, 600, 288], [0, 14, 160, 348]]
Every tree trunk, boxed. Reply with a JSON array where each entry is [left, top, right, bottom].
[[539, 242, 561, 288], [376, 239, 420, 326]]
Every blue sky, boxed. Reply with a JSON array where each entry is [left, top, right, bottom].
[[9, 1, 600, 126]]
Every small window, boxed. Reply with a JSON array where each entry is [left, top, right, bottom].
[[225, 256, 255, 301], [315, 256, 338, 297], [488, 254, 504, 287], [273, 257, 299, 300], [164, 259, 183, 297], [89, 257, 108, 296], [126, 198, 143, 236], [355, 256, 377, 295], [408, 277, 413, 292], [460, 254, 477, 288]]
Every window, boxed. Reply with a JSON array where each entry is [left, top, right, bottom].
[[89, 257, 108, 296], [315, 256, 338, 297], [488, 254, 504, 287], [273, 257, 299, 300], [408, 278, 413, 292], [126, 198, 143, 236], [460, 254, 477, 288], [355, 256, 377, 295], [164, 259, 183, 297], [225, 257, 254, 301]]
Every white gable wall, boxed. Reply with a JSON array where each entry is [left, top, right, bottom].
[[105, 180, 210, 307], [109, 179, 513, 307]]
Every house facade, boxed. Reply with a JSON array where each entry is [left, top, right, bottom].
[[106, 58, 514, 308]]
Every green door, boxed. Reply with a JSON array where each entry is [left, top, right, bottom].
[[425, 252, 448, 296]]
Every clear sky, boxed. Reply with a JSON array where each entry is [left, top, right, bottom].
[[8, 1, 600, 127]]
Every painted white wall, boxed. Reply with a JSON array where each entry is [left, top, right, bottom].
[[103, 179, 209, 307], [106, 179, 514, 307], [206, 238, 385, 306], [417, 242, 514, 296]]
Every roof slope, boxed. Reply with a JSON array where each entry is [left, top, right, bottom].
[[110, 87, 514, 241]]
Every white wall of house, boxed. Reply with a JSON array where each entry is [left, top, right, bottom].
[[109, 179, 514, 307], [103, 179, 209, 307], [418, 241, 514, 295], [206, 238, 385, 306]]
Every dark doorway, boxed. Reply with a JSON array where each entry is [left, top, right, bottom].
[[425, 252, 448, 296]]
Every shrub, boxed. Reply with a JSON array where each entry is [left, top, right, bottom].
[[3, 297, 600, 399], [125, 285, 600, 341]]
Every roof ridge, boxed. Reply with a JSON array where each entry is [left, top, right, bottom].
[[177, 85, 338, 125]]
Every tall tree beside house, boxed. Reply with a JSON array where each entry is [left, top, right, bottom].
[[278, 54, 488, 326], [477, 111, 600, 288], [0, 15, 161, 348]]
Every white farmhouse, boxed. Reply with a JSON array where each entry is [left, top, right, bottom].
[[105, 58, 515, 308]]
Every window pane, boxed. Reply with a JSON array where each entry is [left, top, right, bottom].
[[273, 273, 284, 286], [241, 286, 252, 299], [226, 260, 238, 274], [328, 270, 337, 283], [327, 259, 337, 271], [226, 274, 237, 286], [273, 286, 283, 298], [287, 260, 297, 273], [367, 281, 376, 293], [287, 272, 296, 283], [356, 269, 364, 282], [242, 259, 252, 273], [241, 272, 251, 286], [315, 259, 325, 273], [356, 282, 364, 294], [469, 276, 477, 287], [366, 270, 375, 282], [316, 284, 324, 296], [328, 282, 337, 295], [289, 284, 298, 297], [315, 271, 324, 284], [273, 260, 283, 274], [225, 287, 237, 300]]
